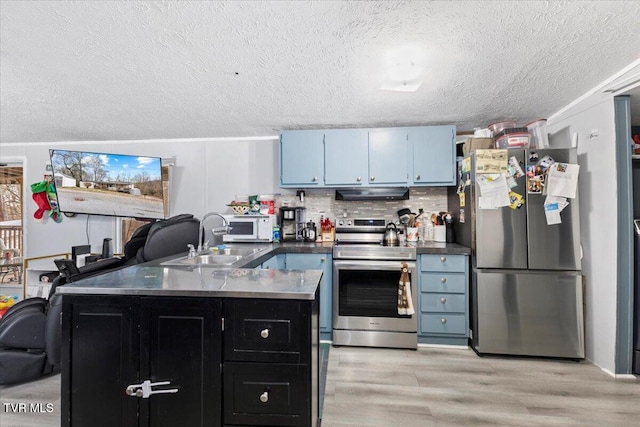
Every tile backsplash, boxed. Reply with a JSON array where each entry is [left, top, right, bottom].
[[274, 187, 449, 225]]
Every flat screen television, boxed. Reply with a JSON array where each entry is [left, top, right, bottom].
[[49, 149, 166, 219]]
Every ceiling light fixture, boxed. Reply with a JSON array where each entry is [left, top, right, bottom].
[[379, 45, 425, 92]]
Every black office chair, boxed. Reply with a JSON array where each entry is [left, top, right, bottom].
[[0, 214, 200, 385]]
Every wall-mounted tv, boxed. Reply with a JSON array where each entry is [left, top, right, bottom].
[[49, 149, 166, 219]]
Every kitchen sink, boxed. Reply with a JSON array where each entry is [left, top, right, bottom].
[[160, 245, 271, 267], [172, 254, 244, 266]]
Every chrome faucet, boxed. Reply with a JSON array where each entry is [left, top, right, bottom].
[[193, 212, 231, 255]]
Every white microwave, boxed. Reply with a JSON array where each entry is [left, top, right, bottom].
[[222, 215, 276, 242]]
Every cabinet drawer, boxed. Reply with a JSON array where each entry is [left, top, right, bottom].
[[421, 254, 467, 272], [420, 272, 466, 294], [420, 293, 466, 313], [420, 313, 466, 335], [224, 299, 309, 364], [224, 362, 309, 426]]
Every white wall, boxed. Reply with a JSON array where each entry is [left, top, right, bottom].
[[0, 137, 280, 259], [547, 94, 618, 373]]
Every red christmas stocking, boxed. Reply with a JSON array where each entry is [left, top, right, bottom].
[[31, 181, 52, 220]]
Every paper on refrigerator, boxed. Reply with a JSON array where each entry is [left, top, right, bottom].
[[546, 163, 580, 198], [543, 195, 569, 225], [476, 173, 511, 209]]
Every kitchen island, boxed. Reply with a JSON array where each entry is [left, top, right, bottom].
[[58, 264, 321, 427]]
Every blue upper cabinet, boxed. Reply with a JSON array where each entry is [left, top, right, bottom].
[[280, 130, 325, 187], [280, 125, 457, 188], [368, 128, 409, 185], [409, 125, 456, 186], [324, 129, 368, 185]]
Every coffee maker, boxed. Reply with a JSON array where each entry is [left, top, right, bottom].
[[279, 207, 306, 241]]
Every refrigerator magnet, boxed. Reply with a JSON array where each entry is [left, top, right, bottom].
[[459, 209, 465, 223], [459, 192, 466, 207], [527, 176, 543, 193], [508, 156, 525, 178]]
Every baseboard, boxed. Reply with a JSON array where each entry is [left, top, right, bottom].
[[418, 343, 470, 350]]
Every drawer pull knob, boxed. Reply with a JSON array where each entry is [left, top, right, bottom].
[[260, 328, 270, 339], [370, 176, 375, 181], [416, 175, 421, 180], [440, 297, 447, 304], [260, 391, 269, 403], [441, 318, 447, 324], [440, 277, 447, 283], [440, 256, 446, 262], [321, 257, 325, 262], [312, 176, 318, 182], [357, 177, 362, 182]]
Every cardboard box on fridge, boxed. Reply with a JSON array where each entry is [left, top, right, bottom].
[[463, 137, 494, 156]]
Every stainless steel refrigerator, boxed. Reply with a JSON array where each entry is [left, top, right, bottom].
[[448, 148, 584, 359]]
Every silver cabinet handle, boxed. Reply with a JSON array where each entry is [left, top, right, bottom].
[[441, 318, 447, 324], [320, 257, 325, 262], [440, 277, 447, 283], [440, 297, 447, 304], [312, 176, 318, 182], [416, 175, 421, 180], [260, 391, 269, 403], [440, 256, 447, 262], [126, 380, 178, 399], [357, 177, 361, 182], [370, 176, 375, 181], [260, 328, 270, 339]]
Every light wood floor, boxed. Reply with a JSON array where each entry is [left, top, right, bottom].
[[1, 346, 638, 426]]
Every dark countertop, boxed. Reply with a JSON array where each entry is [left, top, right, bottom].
[[56, 240, 470, 300]]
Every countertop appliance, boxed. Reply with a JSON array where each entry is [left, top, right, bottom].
[[222, 214, 276, 242], [448, 148, 584, 359], [279, 207, 306, 241], [332, 218, 417, 349]]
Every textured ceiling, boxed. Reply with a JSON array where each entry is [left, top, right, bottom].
[[1, 1, 640, 144]]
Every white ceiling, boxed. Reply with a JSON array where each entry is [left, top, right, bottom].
[[1, 1, 640, 144]]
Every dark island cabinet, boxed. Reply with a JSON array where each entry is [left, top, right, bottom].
[[62, 294, 318, 427], [223, 299, 317, 426], [61, 296, 222, 427]]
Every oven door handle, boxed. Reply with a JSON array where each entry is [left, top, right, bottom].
[[333, 260, 416, 270]]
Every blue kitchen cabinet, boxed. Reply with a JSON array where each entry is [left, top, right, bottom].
[[418, 253, 469, 346], [285, 253, 333, 340], [409, 125, 456, 186], [261, 254, 285, 270], [280, 130, 325, 187], [368, 128, 409, 185], [324, 129, 369, 185]]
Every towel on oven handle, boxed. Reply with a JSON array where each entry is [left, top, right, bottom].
[[398, 262, 415, 315]]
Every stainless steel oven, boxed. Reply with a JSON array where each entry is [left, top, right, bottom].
[[332, 219, 417, 349]]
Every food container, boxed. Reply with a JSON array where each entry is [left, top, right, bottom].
[[493, 127, 528, 139], [258, 194, 275, 215], [488, 121, 517, 137], [495, 132, 530, 149], [526, 119, 549, 148], [228, 204, 250, 214]]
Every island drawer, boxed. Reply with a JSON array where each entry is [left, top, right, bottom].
[[420, 293, 466, 313], [420, 313, 466, 335], [421, 254, 467, 272], [420, 272, 466, 294], [224, 299, 310, 364], [224, 362, 309, 426]]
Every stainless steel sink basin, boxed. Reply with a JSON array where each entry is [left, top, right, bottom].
[[160, 245, 270, 267], [174, 254, 243, 266]]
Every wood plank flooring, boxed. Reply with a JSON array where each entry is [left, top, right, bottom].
[[1, 345, 638, 426]]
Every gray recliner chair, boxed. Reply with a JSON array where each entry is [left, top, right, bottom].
[[0, 213, 200, 385]]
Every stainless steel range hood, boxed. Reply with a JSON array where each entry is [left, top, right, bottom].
[[335, 188, 409, 201]]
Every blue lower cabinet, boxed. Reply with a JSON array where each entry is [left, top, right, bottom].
[[261, 254, 285, 270], [418, 254, 469, 346], [285, 253, 333, 341]]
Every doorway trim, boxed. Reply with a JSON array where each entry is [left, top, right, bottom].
[[0, 156, 27, 263]]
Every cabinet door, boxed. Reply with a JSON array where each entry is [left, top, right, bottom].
[[368, 128, 409, 185], [285, 253, 332, 337], [324, 129, 368, 185], [410, 125, 456, 185], [261, 254, 285, 270], [63, 296, 139, 427], [140, 298, 222, 427], [280, 130, 325, 187]]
